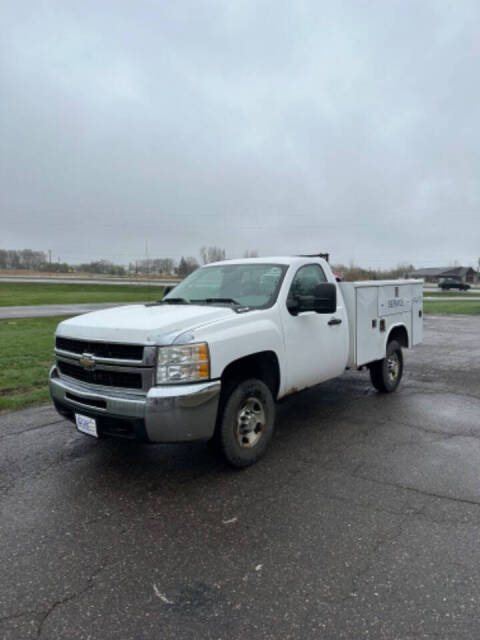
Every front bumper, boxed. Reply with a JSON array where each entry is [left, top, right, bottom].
[[49, 366, 221, 443]]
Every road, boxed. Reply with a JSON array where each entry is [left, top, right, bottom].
[[0, 302, 145, 319], [424, 286, 479, 294], [1, 315, 480, 639]]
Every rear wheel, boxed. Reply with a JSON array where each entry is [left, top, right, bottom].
[[215, 378, 275, 468], [370, 340, 403, 393]]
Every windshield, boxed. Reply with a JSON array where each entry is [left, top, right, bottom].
[[164, 263, 288, 309]]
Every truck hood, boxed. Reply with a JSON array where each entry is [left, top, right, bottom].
[[56, 303, 234, 344]]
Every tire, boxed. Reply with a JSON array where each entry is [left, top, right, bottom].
[[215, 378, 275, 468], [369, 340, 403, 393]]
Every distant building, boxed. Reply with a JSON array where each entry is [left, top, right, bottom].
[[409, 267, 449, 283], [410, 266, 478, 284]]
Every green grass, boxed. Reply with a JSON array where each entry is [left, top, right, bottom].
[[0, 282, 164, 307], [0, 316, 68, 411], [424, 300, 480, 315]]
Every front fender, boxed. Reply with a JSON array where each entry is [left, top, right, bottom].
[[182, 308, 286, 392]]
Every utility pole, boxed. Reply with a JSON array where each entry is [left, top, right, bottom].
[[145, 240, 149, 275]]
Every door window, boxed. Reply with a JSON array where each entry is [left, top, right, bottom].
[[287, 264, 327, 304]]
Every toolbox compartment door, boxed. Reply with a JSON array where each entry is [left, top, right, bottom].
[[411, 283, 424, 345], [378, 285, 412, 317], [356, 287, 384, 366]]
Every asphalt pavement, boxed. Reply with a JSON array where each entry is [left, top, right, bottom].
[[1, 315, 480, 639], [423, 287, 480, 294], [0, 302, 142, 319]]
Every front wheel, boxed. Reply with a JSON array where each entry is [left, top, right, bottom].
[[369, 340, 403, 393], [215, 378, 275, 468]]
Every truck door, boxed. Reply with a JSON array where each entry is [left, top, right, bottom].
[[280, 264, 349, 391]]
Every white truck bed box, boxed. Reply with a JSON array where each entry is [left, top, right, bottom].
[[339, 280, 423, 368]]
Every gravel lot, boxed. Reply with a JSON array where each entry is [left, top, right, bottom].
[[1, 315, 480, 639]]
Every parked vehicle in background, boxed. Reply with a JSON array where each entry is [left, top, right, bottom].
[[438, 277, 470, 291], [49, 256, 423, 468]]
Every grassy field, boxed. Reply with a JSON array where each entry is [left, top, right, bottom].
[[0, 316, 69, 411], [0, 282, 164, 307], [424, 300, 480, 315]]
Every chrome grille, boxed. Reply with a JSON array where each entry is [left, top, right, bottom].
[[56, 337, 144, 361], [55, 337, 156, 391], [57, 361, 143, 389]]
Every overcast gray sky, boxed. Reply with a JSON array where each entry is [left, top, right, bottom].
[[1, 0, 479, 268]]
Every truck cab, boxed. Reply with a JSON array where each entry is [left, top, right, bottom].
[[49, 257, 423, 467]]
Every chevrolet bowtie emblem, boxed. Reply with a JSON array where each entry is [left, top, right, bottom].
[[79, 354, 96, 371]]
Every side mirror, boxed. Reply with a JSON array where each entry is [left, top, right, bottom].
[[286, 297, 300, 315], [163, 285, 175, 298], [312, 283, 337, 313], [288, 283, 337, 315]]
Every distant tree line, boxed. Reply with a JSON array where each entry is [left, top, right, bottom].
[[77, 260, 127, 276], [0, 248, 417, 280], [0, 246, 247, 277], [130, 246, 233, 277], [0, 249, 51, 271], [0, 249, 128, 275], [332, 262, 416, 281]]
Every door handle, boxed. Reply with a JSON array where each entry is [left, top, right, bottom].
[[328, 317, 342, 326]]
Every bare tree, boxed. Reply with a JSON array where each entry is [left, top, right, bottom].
[[176, 256, 199, 277], [200, 246, 226, 264], [140, 257, 176, 274], [0, 249, 47, 270], [243, 249, 259, 258]]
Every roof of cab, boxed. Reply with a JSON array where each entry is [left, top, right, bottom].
[[204, 256, 328, 267]]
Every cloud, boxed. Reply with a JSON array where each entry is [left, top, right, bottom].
[[1, 0, 479, 267]]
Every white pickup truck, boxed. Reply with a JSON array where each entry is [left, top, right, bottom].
[[49, 257, 423, 467]]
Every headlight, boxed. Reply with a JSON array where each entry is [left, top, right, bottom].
[[156, 343, 210, 385]]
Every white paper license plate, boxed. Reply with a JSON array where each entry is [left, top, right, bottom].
[[75, 413, 98, 438]]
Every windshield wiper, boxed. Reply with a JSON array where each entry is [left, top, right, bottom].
[[204, 297, 241, 306], [161, 297, 190, 305]]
